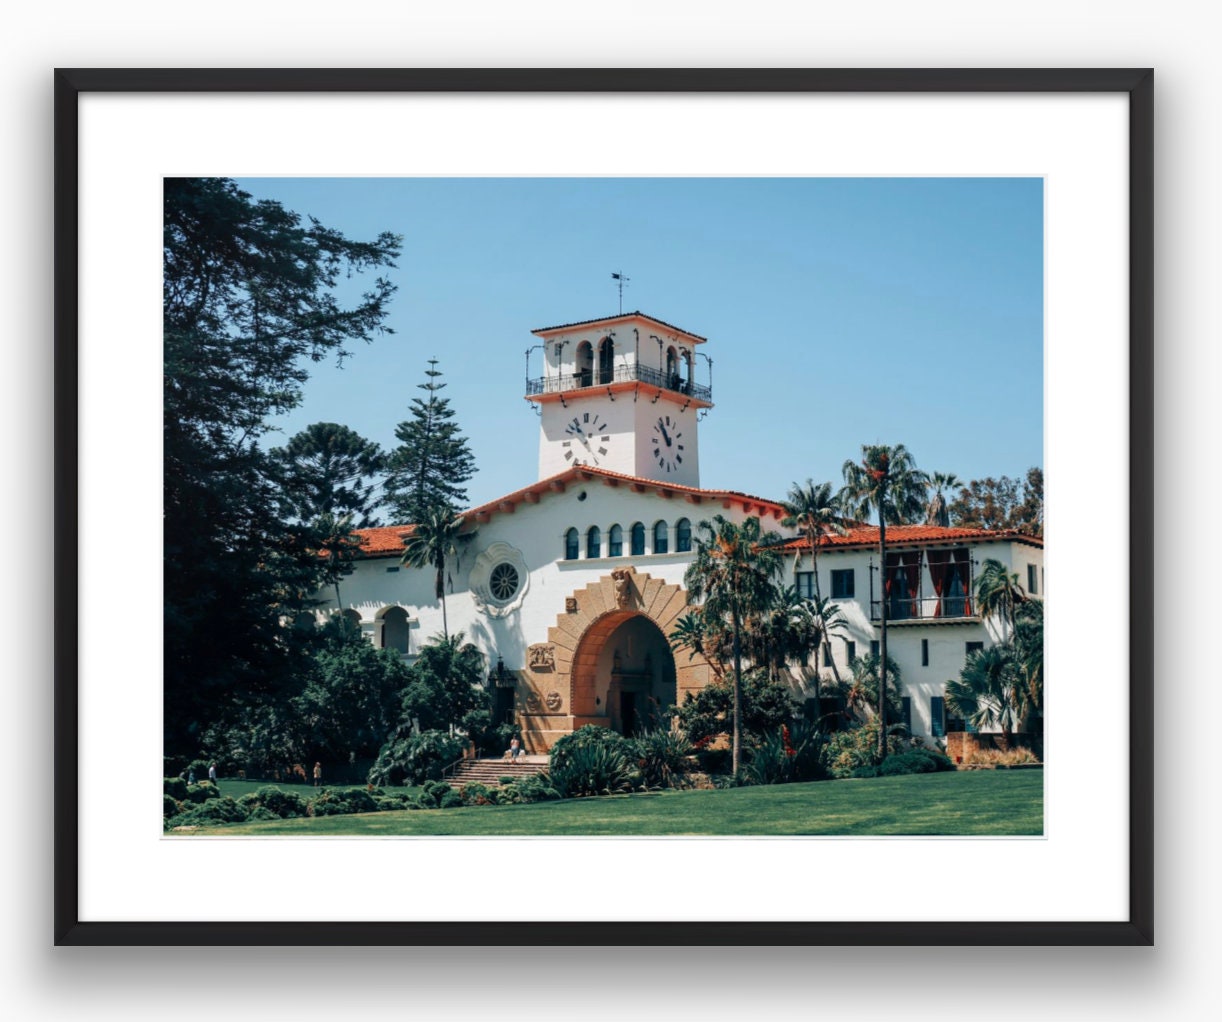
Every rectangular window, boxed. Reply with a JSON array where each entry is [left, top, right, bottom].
[[900, 696, 912, 733], [844, 639, 856, 663], [930, 695, 946, 738], [921, 638, 929, 666], [870, 639, 880, 659], [795, 572, 815, 599], [1027, 563, 1038, 594], [385, 566, 400, 573], [831, 569, 855, 599]]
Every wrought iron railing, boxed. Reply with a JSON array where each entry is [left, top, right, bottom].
[[526, 362, 712, 402], [869, 595, 975, 622]]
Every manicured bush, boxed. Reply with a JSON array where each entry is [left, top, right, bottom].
[[165, 796, 249, 829], [308, 787, 380, 817], [460, 782, 494, 806], [163, 794, 181, 819], [375, 796, 409, 811], [237, 785, 310, 819], [184, 781, 222, 804], [497, 775, 561, 804], [246, 806, 279, 822], [853, 747, 955, 778], [823, 720, 910, 779], [964, 747, 1040, 767], [438, 789, 464, 810], [163, 777, 188, 801]]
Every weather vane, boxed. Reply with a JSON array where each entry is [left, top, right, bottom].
[[611, 271, 630, 314]]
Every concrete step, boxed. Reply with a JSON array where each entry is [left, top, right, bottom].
[[447, 757, 548, 787]]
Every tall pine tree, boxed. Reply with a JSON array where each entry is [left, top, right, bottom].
[[383, 360, 476, 523]]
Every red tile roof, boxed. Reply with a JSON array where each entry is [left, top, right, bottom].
[[777, 524, 1043, 551], [350, 466, 787, 558]]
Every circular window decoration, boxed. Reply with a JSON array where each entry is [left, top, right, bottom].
[[469, 541, 530, 618], [490, 562, 520, 601]]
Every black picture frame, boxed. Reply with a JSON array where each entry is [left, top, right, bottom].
[[54, 67, 1153, 947]]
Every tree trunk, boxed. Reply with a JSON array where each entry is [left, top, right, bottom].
[[731, 604, 743, 777], [877, 512, 888, 762]]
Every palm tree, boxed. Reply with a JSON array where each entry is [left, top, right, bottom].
[[946, 645, 1023, 747], [839, 444, 929, 760], [400, 506, 476, 641], [925, 471, 961, 527], [683, 515, 782, 775], [1010, 599, 1044, 733], [973, 557, 1027, 638], [781, 480, 848, 695]]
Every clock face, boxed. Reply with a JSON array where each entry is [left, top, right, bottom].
[[651, 414, 685, 473], [563, 411, 611, 466]]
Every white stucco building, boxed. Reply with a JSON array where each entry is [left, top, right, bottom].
[[322, 311, 1043, 751]]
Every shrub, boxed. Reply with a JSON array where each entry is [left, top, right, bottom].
[[498, 774, 561, 804], [184, 781, 222, 804], [744, 721, 826, 785], [438, 789, 464, 810], [823, 720, 910, 779], [375, 796, 409, 811], [548, 741, 638, 798], [460, 782, 494, 806], [237, 785, 310, 819], [632, 727, 693, 789], [163, 794, 181, 819], [308, 787, 381, 817], [368, 729, 464, 786], [853, 747, 955, 778], [964, 747, 1040, 767], [163, 777, 188, 800], [246, 806, 279, 822], [499, 776, 515, 786], [165, 796, 249, 829]]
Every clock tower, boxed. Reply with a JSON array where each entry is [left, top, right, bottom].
[[526, 312, 714, 487]]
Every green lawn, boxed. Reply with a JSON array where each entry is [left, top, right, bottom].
[[177, 769, 1042, 837]]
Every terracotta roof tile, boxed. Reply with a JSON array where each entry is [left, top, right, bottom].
[[778, 524, 1043, 551]]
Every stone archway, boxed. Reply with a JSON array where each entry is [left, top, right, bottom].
[[514, 567, 711, 750]]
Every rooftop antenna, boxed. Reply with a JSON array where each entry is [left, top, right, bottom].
[[611, 271, 630, 315]]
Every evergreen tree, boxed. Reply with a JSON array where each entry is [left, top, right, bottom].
[[383, 360, 476, 523], [163, 177, 401, 755]]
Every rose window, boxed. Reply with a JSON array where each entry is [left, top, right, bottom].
[[489, 563, 520, 601]]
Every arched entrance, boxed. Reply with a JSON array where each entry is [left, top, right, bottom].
[[570, 611, 677, 735], [512, 567, 711, 751]]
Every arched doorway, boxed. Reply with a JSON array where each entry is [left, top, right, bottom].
[[570, 611, 677, 735]]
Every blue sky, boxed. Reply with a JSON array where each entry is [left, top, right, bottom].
[[233, 176, 1043, 513]]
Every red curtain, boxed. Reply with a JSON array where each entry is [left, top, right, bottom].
[[927, 549, 952, 618], [952, 547, 973, 616]]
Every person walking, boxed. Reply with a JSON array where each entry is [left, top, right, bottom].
[[207, 762, 218, 788], [313, 762, 323, 787]]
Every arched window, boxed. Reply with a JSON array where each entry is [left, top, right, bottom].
[[381, 606, 410, 654], [630, 522, 646, 556], [608, 523, 623, 557], [676, 517, 692, 553], [340, 608, 362, 636], [564, 527, 579, 560], [575, 341, 593, 388], [598, 336, 614, 385], [587, 525, 601, 559], [654, 520, 669, 554], [666, 346, 678, 383]]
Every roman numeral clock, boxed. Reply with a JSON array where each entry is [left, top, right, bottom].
[[651, 414, 683, 474], [525, 312, 714, 487]]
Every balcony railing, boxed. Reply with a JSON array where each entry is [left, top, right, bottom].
[[526, 362, 712, 402], [869, 595, 976, 623]]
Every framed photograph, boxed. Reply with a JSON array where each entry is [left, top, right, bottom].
[[55, 68, 1152, 946]]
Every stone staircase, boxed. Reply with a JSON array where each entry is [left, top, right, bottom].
[[446, 757, 548, 788]]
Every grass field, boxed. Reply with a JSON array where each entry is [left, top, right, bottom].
[[176, 768, 1042, 837], [206, 778, 422, 802]]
